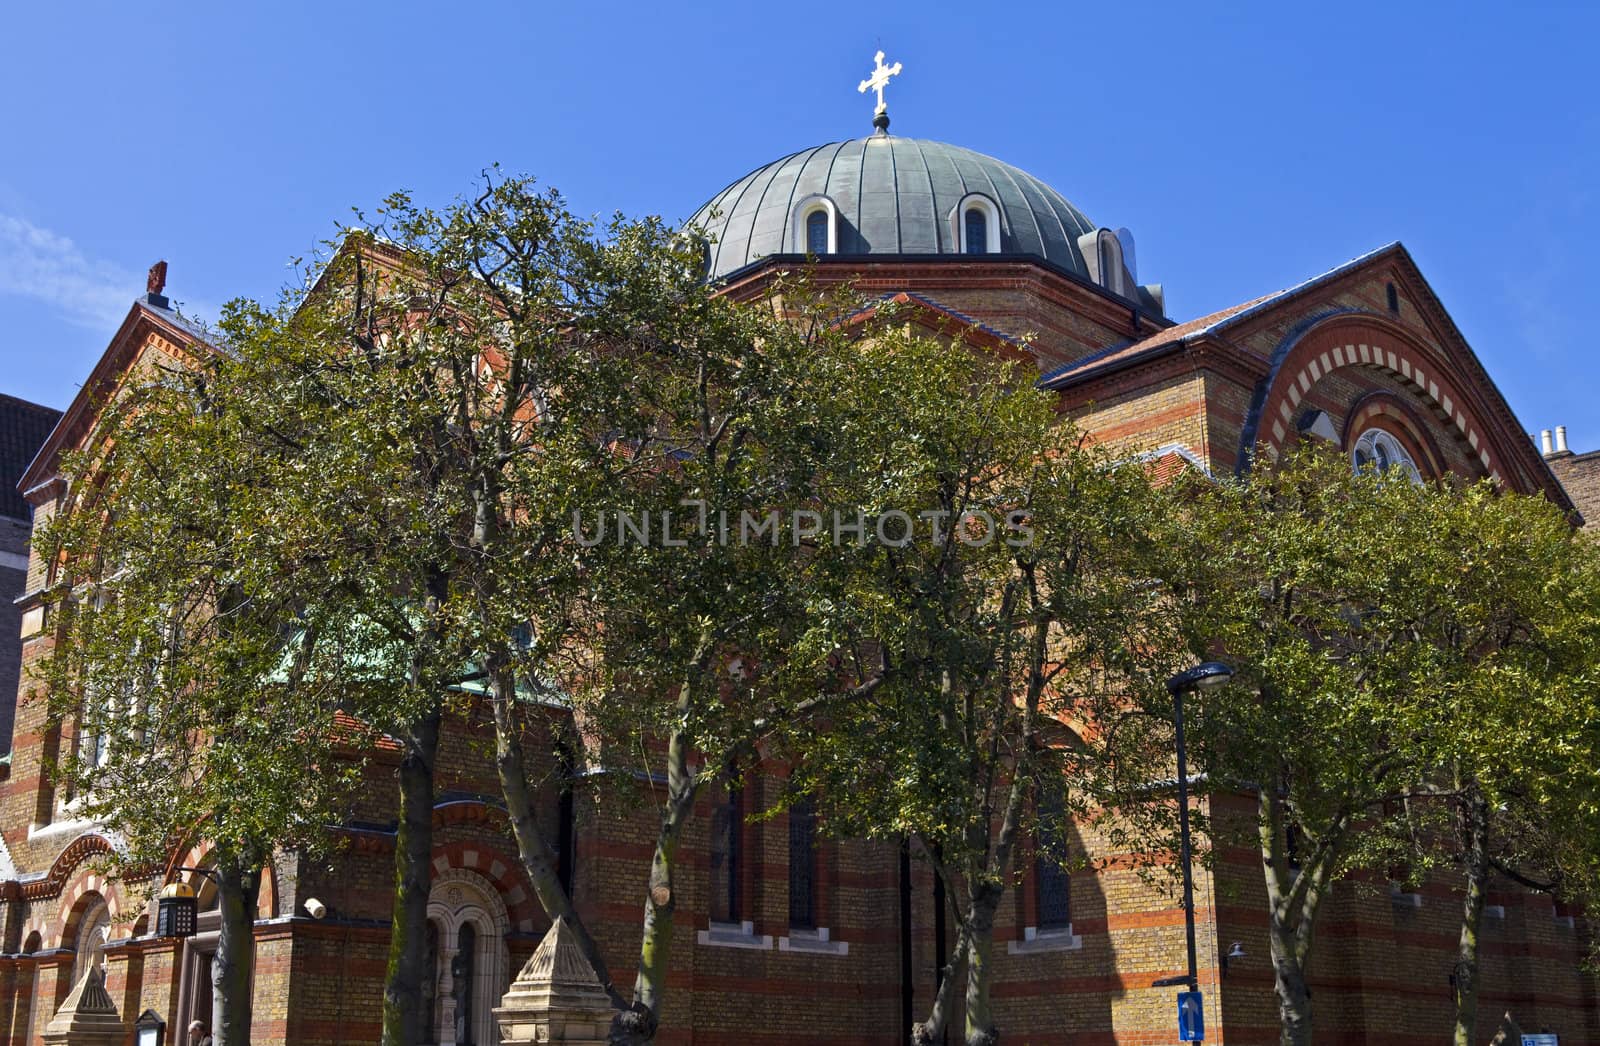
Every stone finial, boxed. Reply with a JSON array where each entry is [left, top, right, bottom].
[[43, 966, 124, 1046], [495, 917, 616, 1045]]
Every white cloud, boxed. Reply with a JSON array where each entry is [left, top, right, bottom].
[[0, 214, 138, 330]]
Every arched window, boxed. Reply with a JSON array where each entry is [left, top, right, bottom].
[[790, 195, 838, 255], [73, 897, 111, 985], [709, 769, 743, 924], [453, 922, 477, 1044], [807, 210, 830, 255], [788, 796, 817, 930], [953, 194, 1001, 254], [1035, 790, 1071, 930], [421, 920, 440, 1042], [964, 208, 988, 255], [1352, 428, 1422, 484]]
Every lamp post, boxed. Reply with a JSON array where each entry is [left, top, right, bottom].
[[1156, 661, 1232, 994]]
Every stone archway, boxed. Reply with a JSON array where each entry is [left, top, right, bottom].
[[425, 867, 513, 1046], [69, 895, 110, 986]]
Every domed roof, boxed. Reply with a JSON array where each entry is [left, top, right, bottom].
[[690, 136, 1099, 281]]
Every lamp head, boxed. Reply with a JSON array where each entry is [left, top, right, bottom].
[[1167, 661, 1234, 695]]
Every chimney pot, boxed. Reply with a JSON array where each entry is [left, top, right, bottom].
[[1556, 426, 1569, 454], [1541, 429, 1554, 455]]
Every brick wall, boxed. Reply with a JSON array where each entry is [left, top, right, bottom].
[[1547, 449, 1600, 527]]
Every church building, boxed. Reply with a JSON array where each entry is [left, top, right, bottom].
[[0, 55, 1591, 1045]]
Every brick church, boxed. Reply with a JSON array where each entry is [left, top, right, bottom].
[[1, 70, 1594, 1044]]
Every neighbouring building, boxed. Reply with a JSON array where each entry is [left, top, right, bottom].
[[0, 396, 62, 756], [0, 67, 1592, 1045], [1541, 426, 1600, 527]]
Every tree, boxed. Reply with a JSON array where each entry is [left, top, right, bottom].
[[1385, 483, 1600, 1045], [35, 318, 386, 1046], [190, 180, 901, 1044], [539, 268, 915, 1040], [780, 327, 1175, 1046], [1161, 447, 1455, 1046]]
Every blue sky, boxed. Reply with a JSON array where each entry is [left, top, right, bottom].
[[1, 1, 1595, 450]]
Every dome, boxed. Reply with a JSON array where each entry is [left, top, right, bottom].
[[689, 137, 1099, 281]]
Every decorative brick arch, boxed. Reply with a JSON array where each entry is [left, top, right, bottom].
[[164, 841, 280, 919], [430, 839, 542, 935], [1342, 391, 1448, 479], [1240, 313, 1510, 484], [55, 876, 121, 952], [29, 834, 115, 901]]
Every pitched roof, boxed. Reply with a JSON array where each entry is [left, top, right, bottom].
[[0, 394, 63, 521], [1041, 242, 1401, 389]]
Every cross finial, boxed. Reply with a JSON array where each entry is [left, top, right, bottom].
[[857, 50, 903, 133]]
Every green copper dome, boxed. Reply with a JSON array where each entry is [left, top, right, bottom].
[[689, 136, 1098, 281]]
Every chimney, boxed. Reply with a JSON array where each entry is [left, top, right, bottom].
[[1556, 426, 1569, 454], [145, 260, 169, 310], [1540, 429, 1554, 455]]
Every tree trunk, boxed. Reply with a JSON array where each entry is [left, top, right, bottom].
[[963, 886, 1002, 1046], [211, 855, 262, 1046], [487, 659, 624, 1014], [913, 920, 971, 1046], [1268, 919, 1313, 1046], [382, 707, 441, 1046], [1258, 787, 1324, 1046], [1453, 784, 1491, 1046], [618, 710, 701, 1045]]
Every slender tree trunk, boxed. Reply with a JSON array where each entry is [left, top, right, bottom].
[[382, 706, 441, 1046], [963, 884, 1003, 1046], [913, 921, 972, 1046], [487, 659, 625, 1013], [1258, 787, 1328, 1046], [212, 855, 262, 1046], [1453, 783, 1491, 1046], [1268, 917, 1313, 1046], [619, 669, 705, 1045]]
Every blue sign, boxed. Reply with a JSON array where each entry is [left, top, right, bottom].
[[1522, 1036, 1558, 1046], [1178, 991, 1205, 1041]]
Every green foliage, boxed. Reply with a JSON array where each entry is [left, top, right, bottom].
[[769, 325, 1179, 1041], [35, 315, 380, 877], [1162, 444, 1600, 1044]]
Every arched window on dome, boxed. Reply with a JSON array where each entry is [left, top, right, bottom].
[[952, 193, 1001, 254], [807, 210, 829, 255], [964, 209, 987, 255], [790, 195, 838, 256], [1352, 428, 1423, 484]]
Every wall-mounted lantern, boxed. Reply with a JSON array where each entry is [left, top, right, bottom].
[[155, 882, 197, 939], [135, 1008, 166, 1046]]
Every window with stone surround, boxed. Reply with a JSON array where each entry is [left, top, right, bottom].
[[709, 769, 743, 924], [1352, 428, 1422, 484]]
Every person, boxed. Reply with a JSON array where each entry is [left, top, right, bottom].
[[188, 1020, 213, 1046]]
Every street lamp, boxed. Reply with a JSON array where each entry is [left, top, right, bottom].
[[1153, 661, 1232, 995]]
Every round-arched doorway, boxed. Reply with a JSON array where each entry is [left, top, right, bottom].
[[424, 868, 512, 1046]]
